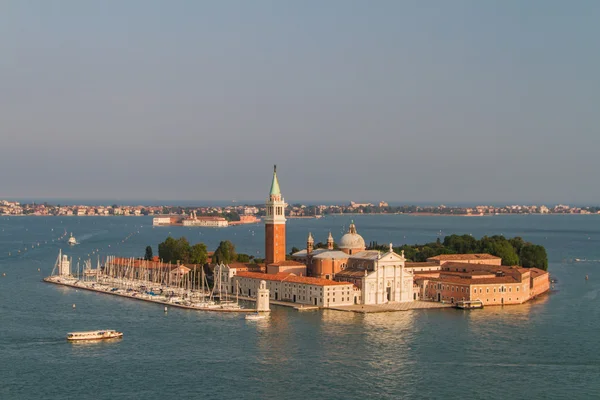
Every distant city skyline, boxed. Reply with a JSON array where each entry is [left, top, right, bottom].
[[1, 1, 599, 203]]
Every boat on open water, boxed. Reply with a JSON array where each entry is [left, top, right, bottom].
[[67, 330, 123, 341], [68, 233, 77, 246]]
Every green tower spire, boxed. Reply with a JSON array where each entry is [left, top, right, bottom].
[[270, 165, 281, 196]]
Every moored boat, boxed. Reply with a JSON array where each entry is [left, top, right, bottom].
[[67, 330, 123, 341], [245, 313, 266, 321], [454, 300, 484, 310]]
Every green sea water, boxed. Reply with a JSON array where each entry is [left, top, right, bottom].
[[0, 215, 598, 399]]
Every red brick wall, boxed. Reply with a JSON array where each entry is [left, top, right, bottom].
[[531, 273, 550, 297], [311, 258, 348, 279], [469, 282, 529, 305], [267, 264, 307, 276], [265, 223, 286, 265], [424, 281, 531, 305]]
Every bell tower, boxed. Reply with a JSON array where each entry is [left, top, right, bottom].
[[264, 165, 287, 266], [307, 232, 314, 254]]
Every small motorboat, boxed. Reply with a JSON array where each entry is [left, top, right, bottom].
[[245, 313, 266, 321], [454, 300, 484, 310], [68, 233, 77, 246]]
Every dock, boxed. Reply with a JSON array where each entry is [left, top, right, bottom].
[[328, 301, 453, 313], [43, 277, 254, 313]]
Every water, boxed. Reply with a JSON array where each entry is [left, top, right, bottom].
[[0, 215, 599, 399]]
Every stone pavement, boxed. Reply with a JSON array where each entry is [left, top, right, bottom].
[[328, 300, 454, 313]]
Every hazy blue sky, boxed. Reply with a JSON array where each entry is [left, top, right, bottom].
[[1, 1, 599, 204]]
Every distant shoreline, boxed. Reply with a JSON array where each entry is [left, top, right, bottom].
[[3, 212, 598, 218]]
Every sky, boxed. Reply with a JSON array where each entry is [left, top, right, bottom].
[[1, 1, 599, 204]]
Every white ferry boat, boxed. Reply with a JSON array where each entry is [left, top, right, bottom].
[[68, 233, 77, 246], [66, 330, 123, 341]]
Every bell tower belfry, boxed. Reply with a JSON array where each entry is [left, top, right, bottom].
[[264, 165, 287, 266]]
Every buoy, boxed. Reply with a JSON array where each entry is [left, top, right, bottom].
[[72, 304, 76, 309], [2, 273, 5, 277], [586, 275, 589, 280], [164, 306, 168, 313], [37, 268, 40, 272]]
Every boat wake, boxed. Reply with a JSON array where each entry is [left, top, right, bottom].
[[76, 231, 107, 243], [572, 259, 600, 263]]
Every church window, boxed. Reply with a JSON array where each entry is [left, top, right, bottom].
[[517, 287, 519, 292]]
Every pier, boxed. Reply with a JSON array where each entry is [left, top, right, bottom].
[[43, 252, 257, 313], [43, 276, 254, 313], [329, 301, 453, 313]]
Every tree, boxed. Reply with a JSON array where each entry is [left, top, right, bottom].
[[236, 253, 251, 263], [190, 243, 208, 265], [213, 240, 237, 265], [509, 237, 525, 255], [478, 235, 519, 266], [290, 247, 300, 255], [396, 245, 417, 261], [223, 211, 240, 222], [144, 246, 153, 261], [520, 244, 548, 270], [158, 236, 177, 263], [174, 237, 191, 263], [493, 242, 520, 266], [158, 236, 191, 264], [443, 234, 477, 253]]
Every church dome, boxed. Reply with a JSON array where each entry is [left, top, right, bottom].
[[339, 221, 365, 250]]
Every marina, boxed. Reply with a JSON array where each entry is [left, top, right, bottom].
[[44, 250, 256, 313]]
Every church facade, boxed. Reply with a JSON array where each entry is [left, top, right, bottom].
[[217, 165, 413, 308], [335, 245, 414, 304], [292, 222, 414, 305]]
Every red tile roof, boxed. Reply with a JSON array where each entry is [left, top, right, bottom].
[[227, 263, 265, 272], [335, 267, 368, 278], [428, 276, 519, 285], [110, 257, 176, 270], [529, 268, 549, 278], [266, 260, 306, 267], [428, 254, 501, 261], [405, 262, 439, 268], [236, 271, 349, 286]]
